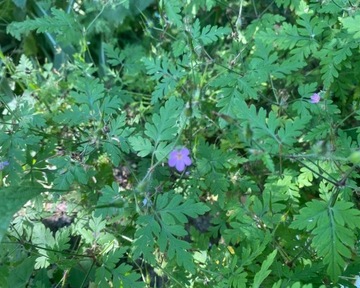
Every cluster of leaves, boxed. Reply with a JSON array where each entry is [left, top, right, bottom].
[[1, 0, 360, 287]]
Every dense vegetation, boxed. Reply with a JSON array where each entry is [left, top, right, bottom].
[[1, 0, 360, 287]]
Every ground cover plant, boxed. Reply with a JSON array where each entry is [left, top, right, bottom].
[[1, 0, 360, 287]]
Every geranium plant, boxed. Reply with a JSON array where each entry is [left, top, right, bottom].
[[1, 0, 360, 287]]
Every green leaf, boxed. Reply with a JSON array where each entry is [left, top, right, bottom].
[[133, 215, 160, 265], [35, 254, 50, 270], [95, 182, 123, 217], [211, 73, 258, 127], [171, 38, 187, 57], [229, 266, 248, 288], [250, 40, 305, 79], [153, 141, 173, 161], [144, 96, 183, 143], [257, 23, 302, 50], [272, 281, 313, 288], [215, 86, 243, 128], [156, 193, 210, 224], [89, 213, 107, 236], [48, 156, 90, 189], [298, 166, 314, 188], [102, 114, 134, 166], [277, 115, 310, 146], [134, 192, 209, 272], [113, 263, 144, 288], [103, 140, 122, 166], [274, 0, 301, 10], [232, 98, 280, 147], [241, 232, 273, 266], [261, 153, 275, 173], [129, 136, 153, 157], [298, 82, 318, 98], [171, 236, 195, 273], [53, 229, 71, 251], [191, 18, 231, 46], [0, 184, 58, 242], [340, 14, 360, 39], [7, 7, 82, 44], [107, 114, 133, 153], [12, 0, 26, 9], [120, 44, 147, 75], [290, 200, 360, 281], [155, 192, 209, 272], [70, 77, 105, 112], [103, 43, 125, 66], [320, 60, 339, 89], [205, 171, 229, 207], [164, 0, 183, 27], [95, 266, 112, 288], [53, 105, 89, 126], [8, 256, 36, 287], [100, 94, 123, 118], [252, 250, 277, 288], [32, 222, 55, 247], [13, 54, 34, 80], [96, 248, 144, 288], [143, 57, 186, 103]]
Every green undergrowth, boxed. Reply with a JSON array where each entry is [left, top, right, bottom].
[[1, 0, 360, 287]]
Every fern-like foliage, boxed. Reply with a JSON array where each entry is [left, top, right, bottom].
[[129, 97, 184, 161], [95, 182, 123, 217], [7, 8, 82, 45], [103, 43, 125, 66], [232, 98, 310, 153], [0, 184, 49, 242], [190, 18, 231, 46], [95, 248, 144, 288], [256, 13, 326, 61], [314, 37, 358, 89], [274, 0, 302, 10], [210, 72, 258, 128], [12, 55, 35, 83], [143, 56, 187, 103], [3, 0, 360, 286], [250, 40, 306, 80], [290, 200, 360, 281], [54, 76, 105, 124], [163, 0, 183, 27], [103, 114, 134, 166], [132, 192, 209, 272], [47, 156, 90, 190], [194, 139, 231, 207], [340, 14, 360, 39]]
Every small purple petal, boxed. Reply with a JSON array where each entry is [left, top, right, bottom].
[[310, 93, 320, 104], [0, 161, 9, 170], [180, 148, 190, 156], [175, 161, 186, 172], [142, 198, 148, 206], [183, 156, 192, 166], [169, 150, 178, 158], [168, 157, 177, 167], [168, 147, 192, 172]]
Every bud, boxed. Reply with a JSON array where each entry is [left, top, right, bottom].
[[349, 151, 360, 164]]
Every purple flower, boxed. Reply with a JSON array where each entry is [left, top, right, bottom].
[[168, 148, 192, 172], [310, 93, 321, 104], [0, 161, 9, 170]]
